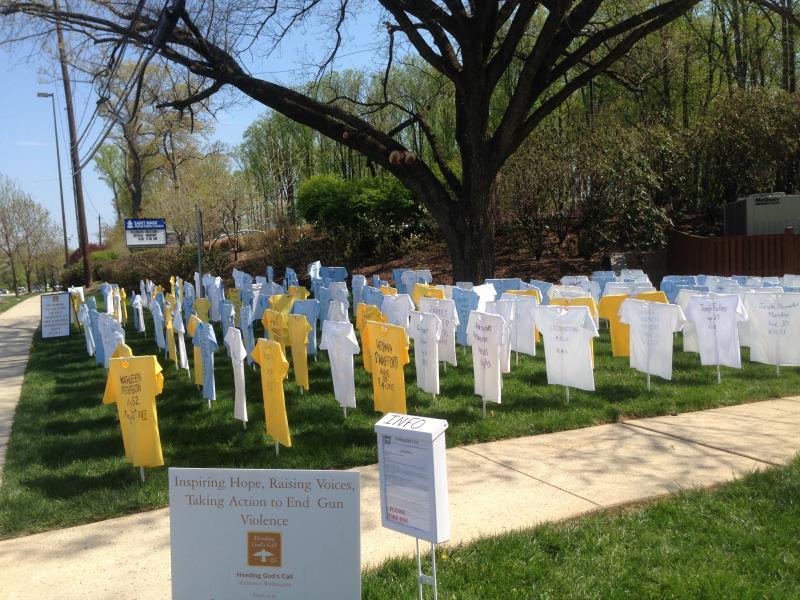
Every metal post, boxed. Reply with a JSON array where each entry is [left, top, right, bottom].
[[716, 365, 721, 384], [430, 542, 438, 600], [482, 399, 486, 418], [646, 374, 651, 391], [38, 92, 69, 266], [275, 441, 280, 456], [565, 386, 570, 403], [416, 538, 423, 600], [139, 467, 145, 482]]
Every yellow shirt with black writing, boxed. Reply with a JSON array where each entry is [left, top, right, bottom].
[[250, 338, 291, 447], [262, 309, 289, 348], [363, 321, 410, 414], [103, 355, 164, 467]]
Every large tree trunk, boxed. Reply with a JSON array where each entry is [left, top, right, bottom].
[[446, 172, 498, 284]]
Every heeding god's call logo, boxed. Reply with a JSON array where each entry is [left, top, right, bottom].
[[247, 532, 281, 567]]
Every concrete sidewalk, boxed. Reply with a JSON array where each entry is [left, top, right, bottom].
[[0, 296, 42, 479], [0, 397, 798, 600]]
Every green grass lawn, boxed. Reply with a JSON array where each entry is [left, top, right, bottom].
[[363, 456, 800, 599], [0, 293, 33, 315], [1, 297, 799, 537]]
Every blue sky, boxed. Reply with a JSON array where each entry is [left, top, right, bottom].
[[0, 4, 384, 248]]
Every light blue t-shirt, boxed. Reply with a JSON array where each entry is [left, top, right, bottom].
[[392, 269, 409, 294], [362, 286, 384, 309], [192, 321, 218, 401], [291, 299, 322, 355], [266, 266, 274, 283], [529, 280, 553, 305], [220, 300, 235, 356], [320, 266, 348, 282], [485, 278, 523, 296], [453, 287, 479, 346], [151, 302, 166, 351], [240, 305, 256, 366]]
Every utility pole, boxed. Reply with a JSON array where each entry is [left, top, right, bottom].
[[36, 91, 69, 267], [53, 0, 92, 286]]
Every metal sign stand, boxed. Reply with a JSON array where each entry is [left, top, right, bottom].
[[415, 538, 438, 600]]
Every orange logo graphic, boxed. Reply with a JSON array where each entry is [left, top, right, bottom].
[[247, 532, 281, 567]]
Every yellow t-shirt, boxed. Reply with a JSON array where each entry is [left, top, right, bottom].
[[111, 342, 133, 359], [356, 303, 387, 332], [164, 306, 178, 365], [287, 314, 312, 391], [379, 286, 398, 296], [269, 294, 295, 317], [288, 286, 311, 301], [412, 283, 445, 307], [598, 294, 630, 357], [262, 309, 289, 348], [120, 288, 128, 324], [226, 288, 242, 308], [636, 291, 669, 304], [250, 338, 291, 447], [188, 314, 203, 385], [169, 276, 176, 296], [362, 321, 410, 414], [194, 297, 210, 323], [103, 355, 165, 468]]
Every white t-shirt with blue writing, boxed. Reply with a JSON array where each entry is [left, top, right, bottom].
[[534, 306, 599, 391], [466, 311, 506, 403], [685, 293, 748, 368], [620, 299, 685, 380]]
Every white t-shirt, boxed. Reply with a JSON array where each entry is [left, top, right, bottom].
[[534, 306, 599, 391], [418, 297, 460, 366], [327, 300, 349, 323], [676, 288, 704, 353], [381, 294, 416, 329], [225, 327, 248, 423], [485, 300, 515, 373], [319, 320, 361, 408], [98, 313, 125, 368], [172, 305, 190, 370], [500, 293, 539, 356], [471, 284, 497, 311], [408, 311, 443, 395], [78, 303, 95, 355], [466, 311, 506, 403], [620, 299, 686, 380], [685, 293, 749, 368], [401, 270, 433, 294], [743, 292, 800, 366], [132, 294, 146, 334], [547, 285, 590, 300]]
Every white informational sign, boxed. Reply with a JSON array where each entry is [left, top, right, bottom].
[[124, 218, 167, 247], [169, 468, 360, 600], [40, 292, 70, 338], [374, 413, 450, 544]]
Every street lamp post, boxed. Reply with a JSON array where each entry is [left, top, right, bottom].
[[37, 92, 70, 267]]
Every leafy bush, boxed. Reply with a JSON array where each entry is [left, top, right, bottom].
[[297, 174, 429, 264]]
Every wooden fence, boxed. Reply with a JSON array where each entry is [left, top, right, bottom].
[[667, 229, 800, 276]]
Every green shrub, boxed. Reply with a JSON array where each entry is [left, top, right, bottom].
[[297, 174, 429, 264]]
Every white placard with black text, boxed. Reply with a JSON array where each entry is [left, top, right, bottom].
[[375, 413, 450, 544], [169, 467, 360, 600], [40, 292, 70, 338]]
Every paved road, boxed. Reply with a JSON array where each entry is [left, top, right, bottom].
[[0, 397, 797, 599], [0, 296, 41, 480]]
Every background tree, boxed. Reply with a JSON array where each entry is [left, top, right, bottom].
[[2, 0, 709, 281]]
